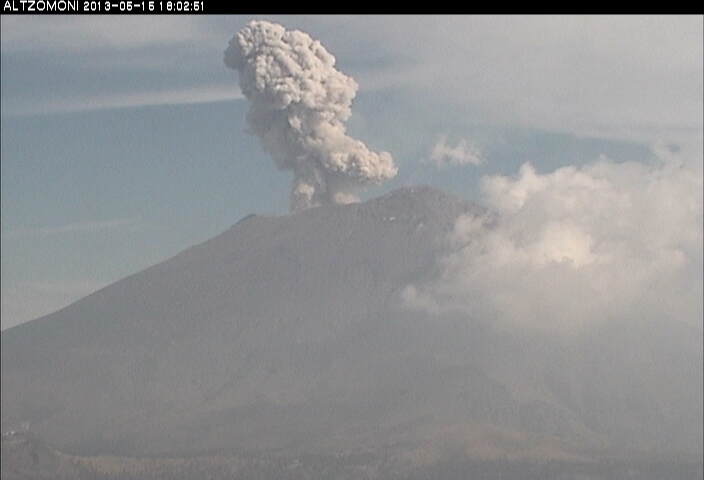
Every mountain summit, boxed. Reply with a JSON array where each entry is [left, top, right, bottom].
[[2, 187, 701, 462]]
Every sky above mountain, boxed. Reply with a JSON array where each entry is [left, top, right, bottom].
[[1, 15, 702, 330]]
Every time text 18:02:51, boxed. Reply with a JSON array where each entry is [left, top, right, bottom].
[[83, 0, 204, 11]]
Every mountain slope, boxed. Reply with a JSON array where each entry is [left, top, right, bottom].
[[2, 186, 701, 461]]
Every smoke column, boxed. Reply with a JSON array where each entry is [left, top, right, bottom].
[[225, 20, 397, 212]]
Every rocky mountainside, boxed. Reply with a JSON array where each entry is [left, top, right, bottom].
[[2, 186, 701, 464]]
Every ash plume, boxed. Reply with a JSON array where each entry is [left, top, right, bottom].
[[224, 20, 397, 212]]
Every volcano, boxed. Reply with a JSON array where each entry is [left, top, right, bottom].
[[2, 187, 701, 467]]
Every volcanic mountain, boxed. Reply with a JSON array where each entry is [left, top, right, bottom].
[[1, 187, 701, 464]]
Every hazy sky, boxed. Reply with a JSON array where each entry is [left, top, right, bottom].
[[1, 15, 702, 329]]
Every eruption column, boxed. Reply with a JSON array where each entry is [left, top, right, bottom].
[[225, 20, 397, 212]]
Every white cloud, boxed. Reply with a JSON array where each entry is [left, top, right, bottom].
[[3, 84, 243, 116], [404, 141, 703, 333], [0, 16, 214, 52], [3, 217, 139, 238], [303, 15, 703, 144], [0, 17, 245, 116], [427, 135, 484, 168], [3, 16, 700, 143]]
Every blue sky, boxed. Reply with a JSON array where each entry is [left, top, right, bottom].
[[1, 15, 702, 329]]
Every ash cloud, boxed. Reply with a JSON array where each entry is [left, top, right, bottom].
[[224, 20, 397, 212]]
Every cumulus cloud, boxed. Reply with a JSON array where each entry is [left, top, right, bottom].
[[404, 142, 703, 333], [224, 20, 397, 212], [427, 135, 484, 168]]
